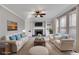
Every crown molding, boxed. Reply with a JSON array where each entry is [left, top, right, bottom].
[[0, 4, 23, 20]]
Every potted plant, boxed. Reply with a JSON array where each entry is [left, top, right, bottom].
[[49, 28, 53, 34]]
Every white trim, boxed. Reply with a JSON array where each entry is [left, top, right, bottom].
[[0, 4, 23, 20]]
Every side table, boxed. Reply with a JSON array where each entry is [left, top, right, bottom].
[[0, 42, 13, 55]]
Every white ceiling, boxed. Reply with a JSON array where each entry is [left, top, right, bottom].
[[3, 4, 77, 20]]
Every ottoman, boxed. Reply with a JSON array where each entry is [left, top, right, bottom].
[[29, 46, 49, 55]]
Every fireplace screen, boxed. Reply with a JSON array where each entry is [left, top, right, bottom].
[[35, 30, 43, 36]]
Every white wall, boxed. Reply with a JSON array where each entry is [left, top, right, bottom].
[[0, 6, 25, 38], [25, 19, 32, 36]]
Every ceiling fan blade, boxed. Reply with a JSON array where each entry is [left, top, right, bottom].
[[40, 15, 43, 17], [40, 13, 46, 15]]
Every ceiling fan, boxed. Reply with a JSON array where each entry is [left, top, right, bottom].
[[27, 8, 46, 18], [32, 9, 46, 17]]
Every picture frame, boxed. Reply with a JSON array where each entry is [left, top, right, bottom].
[[7, 20, 17, 31]]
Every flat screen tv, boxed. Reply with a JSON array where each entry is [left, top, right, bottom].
[[35, 22, 42, 27]]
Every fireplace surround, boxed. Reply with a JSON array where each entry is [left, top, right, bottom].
[[32, 21, 46, 36]]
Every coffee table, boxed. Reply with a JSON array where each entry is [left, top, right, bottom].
[[34, 37, 45, 46]]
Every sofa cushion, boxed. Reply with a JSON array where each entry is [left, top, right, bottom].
[[9, 35, 16, 40], [20, 34, 23, 38], [54, 35, 62, 40], [54, 33, 69, 40], [55, 40, 61, 44], [21, 33, 26, 38], [62, 34, 69, 39], [16, 34, 22, 40]]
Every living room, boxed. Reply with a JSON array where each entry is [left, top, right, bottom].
[[0, 4, 79, 55]]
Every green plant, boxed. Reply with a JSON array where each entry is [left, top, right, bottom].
[[49, 28, 53, 34]]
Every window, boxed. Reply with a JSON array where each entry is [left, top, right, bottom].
[[60, 16, 66, 33], [56, 19, 59, 33], [69, 11, 76, 49], [69, 13, 76, 40]]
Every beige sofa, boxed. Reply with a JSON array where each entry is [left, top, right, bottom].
[[5, 33, 28, 52], [49, 34, 74, 51]]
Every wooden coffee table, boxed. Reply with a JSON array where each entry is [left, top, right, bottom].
[[34, 37, 45, 46]]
